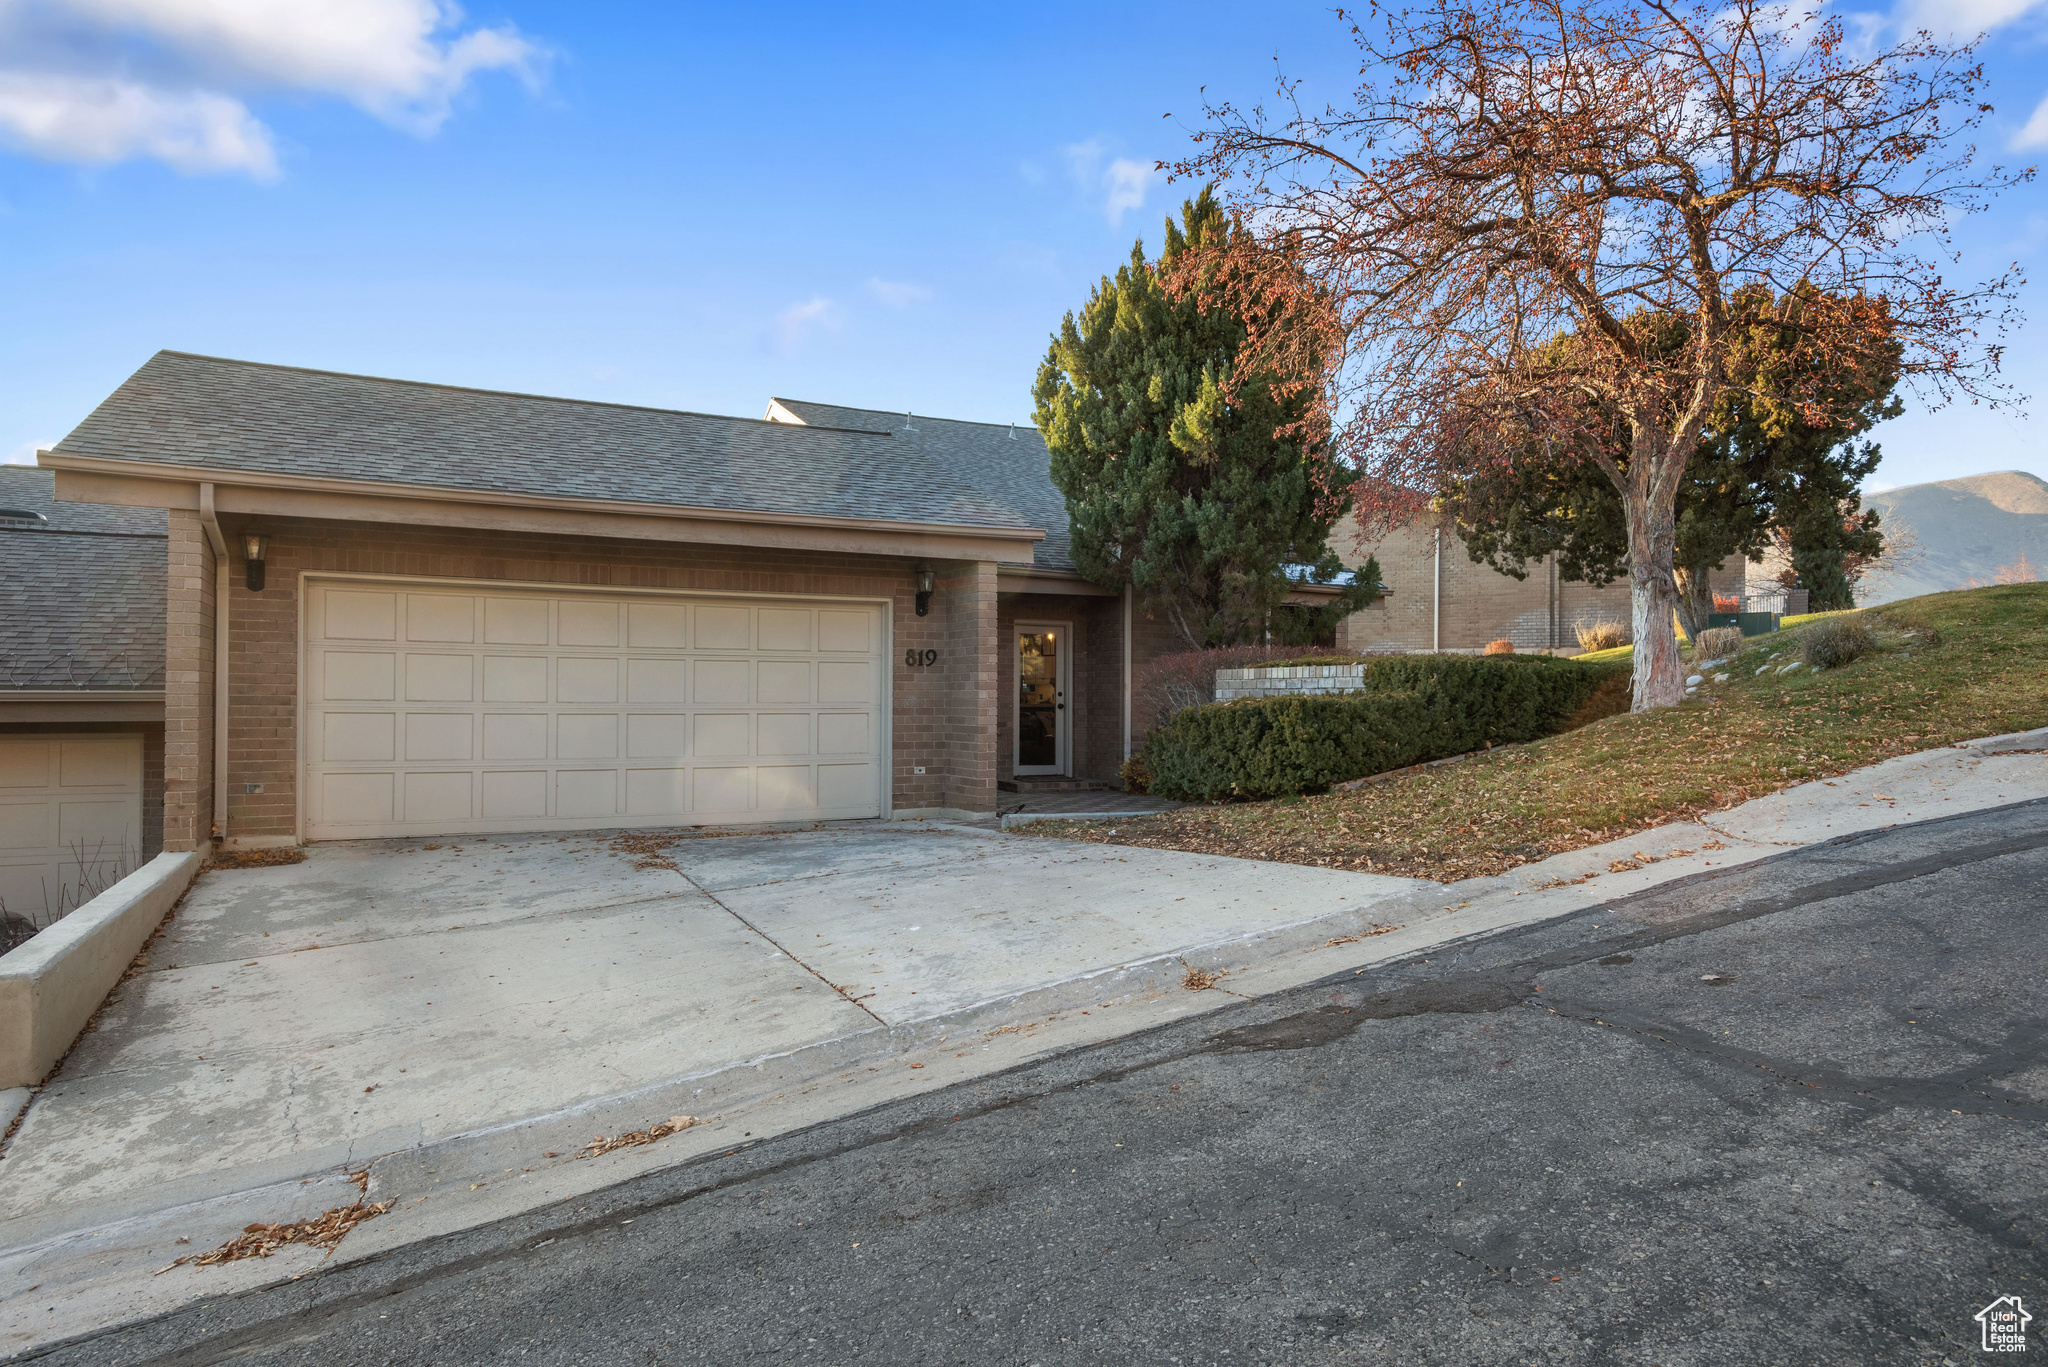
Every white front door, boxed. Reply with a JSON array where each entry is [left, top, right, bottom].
[[0, 734, 143, 923], [1014, 623, 1070, 776], [302, 579, 888, 839]]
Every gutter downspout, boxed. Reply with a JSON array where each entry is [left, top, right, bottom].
[[1432, 526, 1442, 653], [198, 484, 229, 845], [1121, 586, 1132, 762]]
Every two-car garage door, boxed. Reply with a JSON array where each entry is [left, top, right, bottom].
[[304, 581, 886, 839]]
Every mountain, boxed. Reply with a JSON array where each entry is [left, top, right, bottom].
[[1857, 471, 2048, 604]]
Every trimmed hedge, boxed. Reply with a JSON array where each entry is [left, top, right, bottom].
[[1141, 654, 1630, 801]]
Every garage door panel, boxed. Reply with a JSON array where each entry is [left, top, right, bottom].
[[559, 658, 619, 704], [482, 770, 547, 819], [625, 768, 688, 815], [693, 713, 749, 758], [626, 658, 689, 703], [325, 591, 397, 641], [0, 735, 143, 919], [323, 713, 396, 762], [627, 602, 689, 648], [324, 651, 396, 701], [757, 661, 811, 704], [404, 713, 473, 762], [407, 594, 476, 643], [818, 610, 871, 652], [557, 770, 617, 817], [322, 772, 393, 826], [305, 585, 884, 838], [694, 660, 749, 704], [757, 766, 814, 810], [696, 606, 751, 649], [485, 596, 550, 645], [693, 768, 751, 812], [817, 713, 870, 755], [757, 608, 810, 651], [818, 662, 872, 704], [757, 714, 810, 756], [626, 714, 689, 760], [558, 714, 618, 759], [483, 713, 548, 761], [818, 763, 876, 810], [0, 800, 55, 852], [483, 656, 548, 703], [558, 600, 620, 647], [403, 772, 473, 823]]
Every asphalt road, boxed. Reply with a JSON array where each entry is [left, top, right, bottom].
[[41, 801, 2048, 1367]]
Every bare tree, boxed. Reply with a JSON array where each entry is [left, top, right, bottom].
[[1173, 0, 2026, 708]]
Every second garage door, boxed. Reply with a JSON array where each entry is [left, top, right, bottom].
[[303, 580, 886, 839]]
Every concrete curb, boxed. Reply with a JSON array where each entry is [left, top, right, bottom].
[[0, 851, 202, 1089], [1000, 810, 1175, 828]]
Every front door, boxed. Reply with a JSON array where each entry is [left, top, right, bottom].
[[1014, 623, 1070, 776]]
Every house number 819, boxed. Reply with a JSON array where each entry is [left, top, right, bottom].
[[904, 649, 939, 668]]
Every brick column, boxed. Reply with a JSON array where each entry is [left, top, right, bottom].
[[163, 509, 216, 851], [940, 560, 999, 815]]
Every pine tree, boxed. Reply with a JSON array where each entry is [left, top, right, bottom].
[[1032, 189, 1375, 648]]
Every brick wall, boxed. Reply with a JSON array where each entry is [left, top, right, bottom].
[[937, 560, 998, 814], [164, 510, 215, 851], [1334, 518, 1744, 654], [210, 516, 999, 836]]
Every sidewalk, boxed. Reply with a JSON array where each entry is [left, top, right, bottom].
[[2, 730, 2042, 1357]]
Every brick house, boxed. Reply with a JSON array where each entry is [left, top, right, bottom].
[[0, 467, 167, 919], [30, 351, 1350, 853]]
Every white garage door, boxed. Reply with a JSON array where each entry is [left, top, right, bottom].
[[0, 734, 144, 922], [303, 581, 887, 840]]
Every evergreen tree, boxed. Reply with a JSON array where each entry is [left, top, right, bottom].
[[1032, 189, 1376, 648]]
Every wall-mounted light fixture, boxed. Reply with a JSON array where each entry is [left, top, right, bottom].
[[243, 533, 269, 592], [914, 566, 936, 617]]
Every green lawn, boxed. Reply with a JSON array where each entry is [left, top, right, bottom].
[[1024, 585, 2048, 882]]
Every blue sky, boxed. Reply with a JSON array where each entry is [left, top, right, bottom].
[[3, 0, 2048, 494]]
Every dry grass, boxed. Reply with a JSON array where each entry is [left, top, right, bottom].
[[1576, 619, 1630, 651], [204, 848, 308, 872], [1483, 638, 1516, 655], [1024, 586, 2048, 883]]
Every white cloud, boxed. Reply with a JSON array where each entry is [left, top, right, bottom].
[[1060, 137, 1154, 225], [774, 296, 839, 354], [4, 439, 48, 465], [0, 0, 546, 176], [866, 277, 932, 308], [0, 72, 275, 174], [1103, 157, 1151, 225], [1892, 0, 2044, 36]]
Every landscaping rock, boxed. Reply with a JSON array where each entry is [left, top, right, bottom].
[[1777, 662, 1803, 675], [1685, 675, 1703, 686]]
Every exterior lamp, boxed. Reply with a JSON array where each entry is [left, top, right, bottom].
[[243, 533, 269, 592], [914, 567, 936, 617]]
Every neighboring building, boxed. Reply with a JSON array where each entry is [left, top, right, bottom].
[[1334, 517, 1746, 653], [0, 467, 167, 920], [32, 351, 1348, 851]]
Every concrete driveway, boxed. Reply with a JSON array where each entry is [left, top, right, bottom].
[[0, 821, 1426, 1268]]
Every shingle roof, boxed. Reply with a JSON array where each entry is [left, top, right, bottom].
[[50, 351, 1040, 538], [0, 467, 166, 691], [768, 399, 1075, 573]]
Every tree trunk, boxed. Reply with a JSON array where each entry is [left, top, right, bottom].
[[1672, 561, 1715, 646], [1617, 439, 1688, 712]]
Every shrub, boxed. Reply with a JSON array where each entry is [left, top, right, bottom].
[[1712, 593, 1741, 613], [1133, 644, 1353, 731], [1119, 754, 1152, 795], [1797, 615, 1875, 669], [1575, 619, 1629, 651], [1483, 638, 1515, 655], [1694, 626, 1745, 659], [1141, 654, 1630, 801]]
